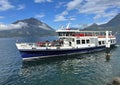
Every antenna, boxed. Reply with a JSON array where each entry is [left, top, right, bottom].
[[61, 26, 64, 30], [66, 23, 70, 30]]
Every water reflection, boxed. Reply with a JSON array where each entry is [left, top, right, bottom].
[[19, 51, 114, 85]]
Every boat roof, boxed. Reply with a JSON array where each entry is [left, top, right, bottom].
[[56, 29, 79, 32], [56, 29, 112, 33]]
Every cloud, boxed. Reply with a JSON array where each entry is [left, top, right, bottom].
[[54, 14, 76, 22], [0, 22, 28, 30], [94, 12, 117, 20], [17, 4, 25, 10], [0, 16, 4, 19], [0, 0, 14, 11], [65, 0, 120, 14], [54, 0, 120, 22], [73, 24, 91, 29], [69, 16, 76, 21], [54, 10, 68, 22], [35, 13, 45, 18], [66, 0, 83, 11], [54, 10, 77, 22], [54, 0, 82, 22], [55, 2, 66, 9], [34, 0, 52, 3], [78, 0, 120, 19], [54, 15, 67, 22], [47, 0, 52, 2], [0, 1, 25, 11]]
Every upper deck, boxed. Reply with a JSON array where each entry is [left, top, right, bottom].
[[56, 29, 114, 38]]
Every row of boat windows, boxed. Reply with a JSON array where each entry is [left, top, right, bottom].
[[76, 39, 90, 44], [58, 32, 113, 36], [110, 39, 116, 44], [58, 32, 73, 36], [98, 39, 116, 45], [76, 39, 115, 45], [98, 41, 105, 45]]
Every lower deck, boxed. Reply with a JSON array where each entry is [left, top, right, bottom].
[[19, 44, 116, 60]]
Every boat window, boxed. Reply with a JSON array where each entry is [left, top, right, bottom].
[[114, 40, 116, 43], [29, 43, 33, 46], [58, 32, 61, 36], [66, 33, 69, 36], [58, 32, 65, 36], [82, 40, 85, 44], [112, 40, 114, 43], [111, 40, 113, 43], [86, 39, 90, 44], [99, 41, 101, 45], [114, 39, 116, 43], [69, 32, 73, 36], [113, 40, 115, 43], [102, 41, 105, 44], [69, 42, 71, 46], [113, 39, 115, 43], [76, 40, 80, 44], [72, 39, 74, 42]]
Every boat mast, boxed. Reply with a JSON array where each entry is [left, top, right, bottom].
[[105, 31, 110, 48], [66, 23, 70, 30]]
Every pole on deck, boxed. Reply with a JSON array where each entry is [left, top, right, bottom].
[[105, 31, 111, 61]]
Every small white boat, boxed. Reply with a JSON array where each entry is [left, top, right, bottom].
[[16, 25, 116, 60]]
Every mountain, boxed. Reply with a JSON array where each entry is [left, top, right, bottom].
[[103, 13, 120, 27], [84, 13, 120, 33], [0, 18, 56, 37]]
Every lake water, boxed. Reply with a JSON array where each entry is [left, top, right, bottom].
[[0, 36, 120, 85]]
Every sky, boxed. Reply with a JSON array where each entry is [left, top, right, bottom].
[[0, 0, 120, 30]]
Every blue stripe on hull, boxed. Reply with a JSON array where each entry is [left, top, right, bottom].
[[19, 45, 115, 60]]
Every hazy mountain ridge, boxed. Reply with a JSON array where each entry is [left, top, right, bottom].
[[0, 18, 56, 37], [0, 14, 120, 37], [84, 13, 120, 33]]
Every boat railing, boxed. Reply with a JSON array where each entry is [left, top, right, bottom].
[[57, 30, 114, 37], [35, 40, 63, 47]]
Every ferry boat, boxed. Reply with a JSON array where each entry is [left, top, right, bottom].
[[16, 25, 116, 60]]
